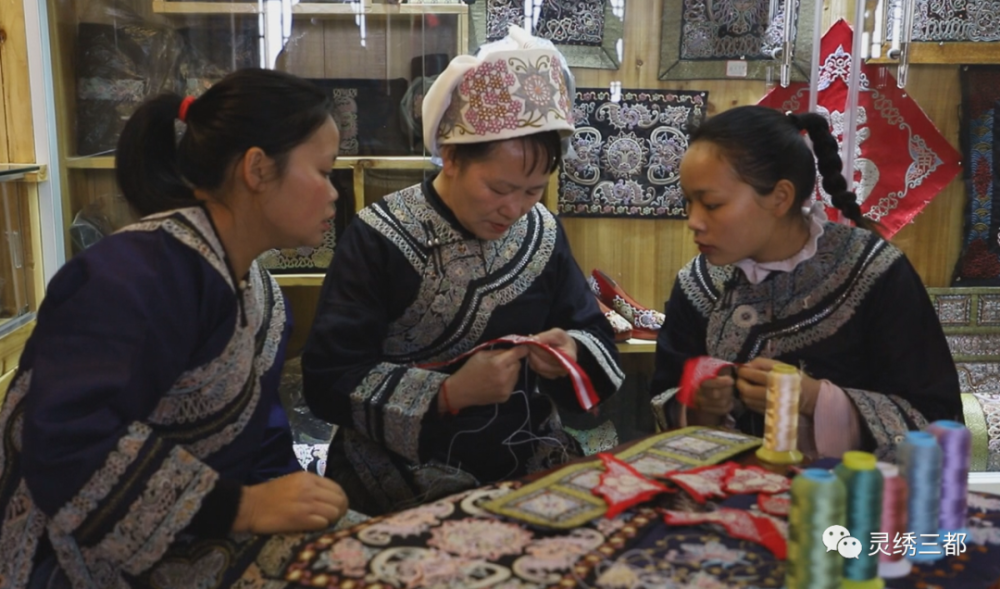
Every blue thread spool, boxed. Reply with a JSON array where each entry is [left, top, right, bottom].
[[899, 431, 944, 563], [835, 451, 884, 589]]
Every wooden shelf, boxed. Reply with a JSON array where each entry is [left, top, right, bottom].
[[64, 155, 437, 171], [152, 1, 467, 16], [65, 156, 115, 169], [617, 339, 657, 354], [274, 274, 325, 287], [868, 42, 999, 65]]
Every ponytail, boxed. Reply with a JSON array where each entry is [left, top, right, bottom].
[[788, 112, 881, 235], [116, 94, 199, 217], [116, 68, 332, 219]]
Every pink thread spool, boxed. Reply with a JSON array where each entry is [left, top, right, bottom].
[[876, 462, 911, 578]]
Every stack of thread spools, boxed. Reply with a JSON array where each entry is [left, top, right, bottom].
[[785, 418, 972, 587]]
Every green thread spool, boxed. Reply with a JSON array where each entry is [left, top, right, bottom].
[[786, 469, 846, 589], [835, 451, 885, 589]]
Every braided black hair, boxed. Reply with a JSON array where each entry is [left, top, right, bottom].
[[690, 105, 879, 234]]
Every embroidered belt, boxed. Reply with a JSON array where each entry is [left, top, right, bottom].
[[416, 334, 600, 411]]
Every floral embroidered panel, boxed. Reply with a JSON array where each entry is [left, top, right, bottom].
[[658, 0, 816, 81], [471, 0, 626, 69], [558, 87, 707, 219], [886, 0, 1000, 42], [758, 19, 961, 238], [275, 484, 1000, 588]]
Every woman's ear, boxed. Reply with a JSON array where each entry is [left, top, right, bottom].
[[240, 147, 274, 193], [438, 145, 460, 178], [770, 179, 799, 218]]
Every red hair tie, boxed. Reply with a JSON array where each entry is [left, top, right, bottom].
[[178, 96, 195, 122]]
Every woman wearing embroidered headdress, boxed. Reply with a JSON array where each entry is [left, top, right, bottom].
[[649, 105, 961, 460], [302, 26, 624, 515]]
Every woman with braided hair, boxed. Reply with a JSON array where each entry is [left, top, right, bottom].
[[650, 105, 960, 460]]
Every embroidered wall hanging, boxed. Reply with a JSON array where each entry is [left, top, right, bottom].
[[952, 66, 1000, 285], [886, 0, 1000, 42], [658, 0, 816, 81], [558, 87, 707, 219], [307, 79, 410, 157], [758, 19, 962, 238], [470, 0, 626, 69]]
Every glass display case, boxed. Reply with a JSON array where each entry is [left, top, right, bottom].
[[47, 0, 469, 285], [0, 165, 41, 338]]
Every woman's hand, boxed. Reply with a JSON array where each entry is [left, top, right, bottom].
[[736, 357, 820, 416], [233, 471, 348, 534], [525, 328, 577, 379], [439, 346, 529, 412]]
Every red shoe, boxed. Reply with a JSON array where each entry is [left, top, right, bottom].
[[597, 296, 633, 342], [591, 269, 665, 340]]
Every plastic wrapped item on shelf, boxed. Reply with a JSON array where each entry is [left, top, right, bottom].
[[75, 6, 183, 156], [176, 20, 260, 98], [400, 53, 450, 153], [308, 78, 410, 156], [69, 200, 115, 254]]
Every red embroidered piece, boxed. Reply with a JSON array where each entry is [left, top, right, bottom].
[[758, 493, 791, 517], [663, 508, 788, 559], [724, 466, 792, 495], [416, 334, 600, 411], [593, 453, 673, 518], [677, 356, 737, 408], [666, 463, 735, 504], [758, 20, 961, 238]]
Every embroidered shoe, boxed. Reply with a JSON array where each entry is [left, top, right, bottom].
[[596, 296, 633, 342], [591, 269, 665, 340]]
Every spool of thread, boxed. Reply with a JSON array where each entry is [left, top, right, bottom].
[[786, 469, 846, 589], [899, 431, 944, 563], [875, 462, 912, 579], [755, 362, 804, 465], [928, 420, 971, 540], [835, 452, 884, 589]]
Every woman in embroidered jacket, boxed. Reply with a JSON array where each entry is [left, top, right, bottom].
[[0, 69, 349, 589], [302, 27, 624, 515], [650, 105, 961, 460]]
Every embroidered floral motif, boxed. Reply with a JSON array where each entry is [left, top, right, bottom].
[[485, 0, 525, 41], [593, 453, 672, 518], [935, 294, 972, 325], [887, 0, 1000, 42], [331, 88, 359, 156], [680, 0, 799, 59], [724, 466, 791, 495], [559, 88, 706, 219], [312, 538, 375, 578], [369, 546, 510, 588], [667, 463, 734, 503], [758, 493, 791, 517], [568, 329, 626, 389], [534, 0, 606, 46], [258, 225, 336, 273], [357, 498, 457, 546], [439, 52, 572, 145], [843, 387, 916, 461], [663, 508, 787, 558], [427, 518, 534, 560]]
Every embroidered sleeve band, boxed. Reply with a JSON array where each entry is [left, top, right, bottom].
[[351, 363, 446, 464], [48, 422, 219, 582]]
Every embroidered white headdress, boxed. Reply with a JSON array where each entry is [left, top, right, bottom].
[[421, 25, 576, 157]]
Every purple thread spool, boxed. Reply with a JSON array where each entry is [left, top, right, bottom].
[[927, 420, 970, 534]]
